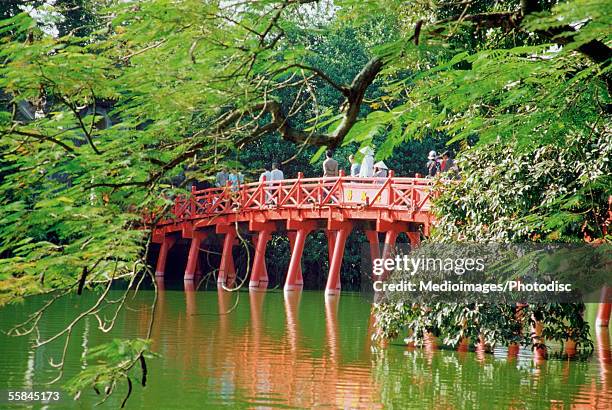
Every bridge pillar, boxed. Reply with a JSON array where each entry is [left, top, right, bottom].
[[155, 235, 177, 277], [406, 230, 421, 249], [377, 221, 408, 259], [286, 232, 303, 290], [382, 230, 399, 261], [249, 221, 276, 291], [376, 221, 409, 280], [365, 230, 380, 266], [184, 231, 207, 281], [325, 221, 353, 296], [285, 220, 317, 292], [596, 286, 612, 327], [326, 230, 337, 267], [216, 225, 237, 288]]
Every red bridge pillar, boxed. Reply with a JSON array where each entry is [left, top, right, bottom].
[[216, 224, 237, 288], [596, 286, 612, 327], [325, 221, 353, 296], [406, 230, 421, 249], [285, 220, 317, 292], [285, 232, 303, 291], [326, 230, 337, 267], [184, 230, 207, 281], [155, 235, 177, 277], [365, 230, 380, 267], [377, 220, 408, 280], [249, 221, 275, 291]]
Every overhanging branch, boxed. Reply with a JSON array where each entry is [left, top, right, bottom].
[[425, 1, 611, 65], [225, 56, 384, 148]]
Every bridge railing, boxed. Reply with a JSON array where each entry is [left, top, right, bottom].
[[156, 172, 435, 224]]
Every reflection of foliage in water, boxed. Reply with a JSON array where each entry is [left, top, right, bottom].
[[372, 347, 593, 409]]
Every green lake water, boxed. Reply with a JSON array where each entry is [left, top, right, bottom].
[[0, 285, 610, 409]]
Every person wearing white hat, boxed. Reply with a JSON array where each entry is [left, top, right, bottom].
[[373, 161, 388, 178], [426, 150, 439, 178], [358, 146, 374, 178]]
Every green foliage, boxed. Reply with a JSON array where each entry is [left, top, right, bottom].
[[0, 1, 609, 400], [66, 338, 157, 405], [373, 301, 593, 355], [369, 0, 610, 355], [433, 130, 611, 242]]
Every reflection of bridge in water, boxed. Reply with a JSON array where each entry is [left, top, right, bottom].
[[151, 172, 433, 294], [142, 281, 383, 408], [133, 283, 611, 409]]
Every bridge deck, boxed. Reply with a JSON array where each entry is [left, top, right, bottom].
[[153, 173, 434, 233], [151, 172, 435, 294]]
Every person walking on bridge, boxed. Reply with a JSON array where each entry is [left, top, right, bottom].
[[358, 146, 374, 177], [270, 162, 284, 204], [373, 161, 388, 178], [270, 162, 284, 181], [323, 150, 339, 177], [215, 167, 229, 187], [259, 165, 271, 182], [349, 154, 360, 176], [229, 169, 244, 192], [426, 151, 440, 178], [440, 151, 457, 174], [259, 165, 273, 205]]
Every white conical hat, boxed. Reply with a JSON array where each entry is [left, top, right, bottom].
[[373, 161, 388, 169]]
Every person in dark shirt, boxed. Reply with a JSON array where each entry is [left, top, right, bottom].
[[440, 151, 456, 173], [322, 150, 339, 177]]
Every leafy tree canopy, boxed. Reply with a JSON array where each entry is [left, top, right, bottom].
[[0, 0, 609, 400]]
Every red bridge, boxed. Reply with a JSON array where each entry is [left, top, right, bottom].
[[151, 170, 435, 295]]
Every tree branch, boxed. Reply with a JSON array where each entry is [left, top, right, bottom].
[[273, 63, 350, 96], [429, 1, 611, 65], [232, 56, 384, 148], [6, 129, 76, 154], [58, 95, 102, 155]]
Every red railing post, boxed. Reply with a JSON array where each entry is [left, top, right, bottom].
[[296, 172, 303, 206], [260, 175, 266, 207], [388, 170, 395, 207], [240, 183, 247, 211], [190, 185, 197, 218]]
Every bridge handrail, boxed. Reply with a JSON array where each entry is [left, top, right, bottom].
[[155, 173, 435, 224]]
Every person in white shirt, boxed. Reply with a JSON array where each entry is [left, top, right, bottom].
[[270, 162, 284, 180], [215, 167, 230, 187], [358, 146, 374, 177], [259, 166, 272, 183], [349, 154, 360, 176], [259, 164, 274, 205]]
